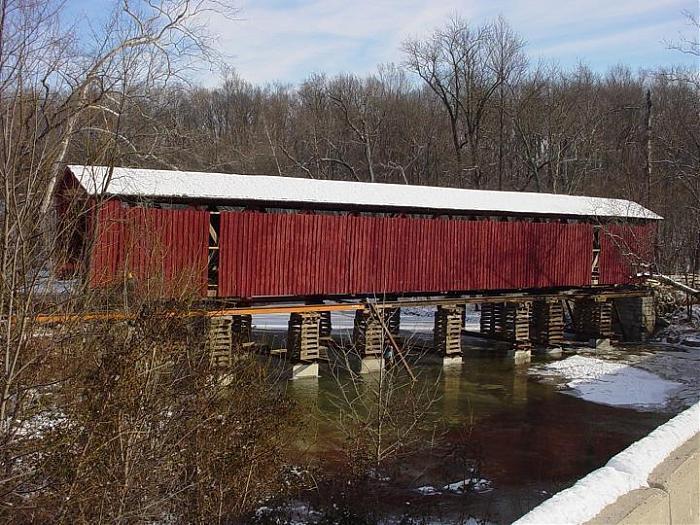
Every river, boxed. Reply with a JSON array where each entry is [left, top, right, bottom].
[[252, 308, 697, 524]]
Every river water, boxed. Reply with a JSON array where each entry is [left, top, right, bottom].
[[253, 309, 697, 524]]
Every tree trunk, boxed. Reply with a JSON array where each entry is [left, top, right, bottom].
[[644, 89, 653, 204]]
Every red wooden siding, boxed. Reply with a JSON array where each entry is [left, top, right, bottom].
[[88, 204, 654, 299], [599, 223, 656, 285], [218, 211, 594, 298], [218, 212, 352, 298], [90, 200, 127, 286], [90, 200, 209, 297]]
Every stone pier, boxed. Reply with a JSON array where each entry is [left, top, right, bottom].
[[614, 295, 655, 342]]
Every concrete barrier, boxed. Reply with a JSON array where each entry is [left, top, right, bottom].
[[648, 435, 699, 524], [588, 435, 699, 525], [588, 488, 671, 525], [514, 403, 700, 525]]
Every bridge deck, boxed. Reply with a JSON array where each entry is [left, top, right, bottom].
[[27, 286, 650, 324]]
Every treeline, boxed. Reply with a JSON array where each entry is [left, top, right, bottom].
[[70, 17, 699, 271]]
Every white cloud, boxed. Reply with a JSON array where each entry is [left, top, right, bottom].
[[530, 20, 684, 57], [202, 0, 697, 85]]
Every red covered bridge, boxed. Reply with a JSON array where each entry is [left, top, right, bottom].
[[58, 165, 659, 301]]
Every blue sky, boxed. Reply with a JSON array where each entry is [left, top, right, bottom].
[[66, 0, 699, 85]]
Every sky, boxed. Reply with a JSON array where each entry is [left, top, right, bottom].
[[67, 0, 699, 85]]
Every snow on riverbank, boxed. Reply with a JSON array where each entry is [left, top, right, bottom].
[[654, 304, 700, 348], [533, 355, 682, 410], [415, 477, 493, 496]]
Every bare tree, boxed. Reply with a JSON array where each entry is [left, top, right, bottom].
[[664, 9, 700, 88], [326, 346, 440, 479], [403, 16, 522, 188], [488, 16, 527, 190], [0, 0, 241, 518]]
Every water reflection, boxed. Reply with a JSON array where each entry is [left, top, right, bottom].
[[441, 364, 462, 423], [511, 368, 529, 406], [288, 376, 320, 408], [257, 323, 672, 523]]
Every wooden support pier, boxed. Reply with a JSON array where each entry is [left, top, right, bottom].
[[231, 314, 253, 349], [287, 312, 322, 378], [319, 310, 332, 341], [531, 299, 565, 348], [207, 314, 254, 369], [287, 312, 322, 362], [480, 301, 532, 356], [352, 307, 400, 358], [208, 316, 233, 368], [572, 298, 613, 343], [351, 306, 402, 372], [434, 304, 464, 357]]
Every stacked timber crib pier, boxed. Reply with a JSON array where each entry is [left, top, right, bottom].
[[30, 289, 657, 378], [191, 287, 656, 378], [434, 304, 466, 365], [52, 165, 663, 376]]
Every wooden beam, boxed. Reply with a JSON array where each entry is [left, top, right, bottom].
[[24, 287, 650, 325]]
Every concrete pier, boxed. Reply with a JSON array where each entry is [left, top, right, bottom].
[[359, 356, 384, 374], [291, 361, 320, 380], [442, 355, 463, 367], [511, 349, 532, 365]]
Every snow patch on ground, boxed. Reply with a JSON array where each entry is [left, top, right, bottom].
[[415, 476, 493, 496], [533, 355, 682, 410], [443, 477, 493, 494], [415, 485, 441, 496], [16, 412, 66, 437], [514, 402, 700, 525], [254, 500, 489, 524], [681, 334, 700, 347], [655, 305, 700, 347]]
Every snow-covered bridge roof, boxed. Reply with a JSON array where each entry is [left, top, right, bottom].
[[66, 165, 662, 220]]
